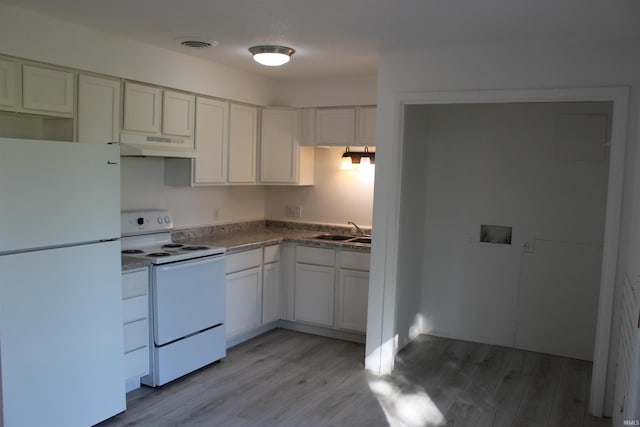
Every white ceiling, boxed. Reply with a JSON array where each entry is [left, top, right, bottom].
[[4, 0, 640, 80]]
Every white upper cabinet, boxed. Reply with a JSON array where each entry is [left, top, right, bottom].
[[299, 108, 316, 146], [315, 108, 355, 146], [77, 74, 121, 144], [308, 106, 376, 147], [261, 108, 298, 183], [123, 82, 195, 140], [193, 97, 228, 185], [356, 106, 377, 146], [22, 64, 74, 116], [162, 90, 195, 137], [0, 58, 17, 109], [260, 107, 314, 185], [228, 103, 258, 184], [123, 82, 162, 134]]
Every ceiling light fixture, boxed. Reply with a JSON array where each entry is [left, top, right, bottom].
[[341, 146, 375, 170], [249, 45, 295, 66]]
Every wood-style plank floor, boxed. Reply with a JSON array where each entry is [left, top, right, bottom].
[[98, 329, 611, 427]]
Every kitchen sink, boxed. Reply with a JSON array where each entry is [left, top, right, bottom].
[[312, 234, 353, 241], [348, 237, 372, 244], [310, 234, 372, 245]]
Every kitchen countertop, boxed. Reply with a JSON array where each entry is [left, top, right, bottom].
[[121, 220, 371, 271], [121, 255, 152, 271]]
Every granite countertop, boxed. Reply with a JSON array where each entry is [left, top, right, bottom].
[[121, 255, 152, 271], [122, 220, 371, 271], [173, 220, 372, 254]]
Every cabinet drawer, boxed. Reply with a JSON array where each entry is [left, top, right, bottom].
[[339, 251, 371, 271], [296, 245, 335, 266], [122, 295, 148, 324], [122, 269, 148, 299], [226, 248, 262, 274], [123, 318, 148, 353], [263, 244, 280, 264], [124, 346, 149, 380]]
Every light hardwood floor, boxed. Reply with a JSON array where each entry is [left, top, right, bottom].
[[99, 329, 611, 427]]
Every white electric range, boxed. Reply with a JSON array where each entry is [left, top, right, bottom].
[[121, 210, 226, 387]]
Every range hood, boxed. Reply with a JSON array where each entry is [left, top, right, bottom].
[[119, 133, 197, 158]]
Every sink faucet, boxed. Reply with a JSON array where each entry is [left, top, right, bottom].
[[348, 221, 365, 236]]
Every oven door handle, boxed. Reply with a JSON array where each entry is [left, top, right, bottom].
[[155, 254, 225, 273]]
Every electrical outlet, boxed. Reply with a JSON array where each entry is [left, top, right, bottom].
[[212, 208, 220, 221], [286, 205, 302, 218]]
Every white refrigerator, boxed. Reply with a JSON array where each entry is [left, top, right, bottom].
[[0, 138, 126, 426]]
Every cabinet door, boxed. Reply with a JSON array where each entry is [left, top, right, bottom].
[[0, 58, 17, 108], [337, 269, 369, 332], [228, 103, 257, 183], [300, 108, 316, 146], [260, 108, 299, 183], [162, 90, 195, 137], [193, 97, 228, 184], [22, 64, 74, 115], [123, 82, 162, 133], [225, 266, 262, 338], [294, 263, 335, 326], [315, 108, 355, 146], [77, 74, 121, 144], [262, 262, 282, 324], [356, 107, 376, 146]]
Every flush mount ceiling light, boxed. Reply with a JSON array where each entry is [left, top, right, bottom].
[[249, 45, 295, 66], [175, 37, 218, 49]]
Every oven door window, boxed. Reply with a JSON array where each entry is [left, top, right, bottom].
[[152, 255, 225, 346]]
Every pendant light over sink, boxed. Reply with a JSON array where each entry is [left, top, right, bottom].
[[249, 45, 295, 66]]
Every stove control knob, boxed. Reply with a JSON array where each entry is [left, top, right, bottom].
[[164, 216, 171, 224], [137, 217, 144, 226], [157, 216, 163, 224]]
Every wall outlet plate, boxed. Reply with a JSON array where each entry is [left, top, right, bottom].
[[285, 205, 302, 218]]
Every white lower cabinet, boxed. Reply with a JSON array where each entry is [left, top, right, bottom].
[[294, 245, 370, 333], [294, 263, 335, 326], [337, 250, 370, 333], [121, 268, 150, 392], [337, 269, 369, 332], [262, 244, 282, 324], [225, 248, 263, 339]]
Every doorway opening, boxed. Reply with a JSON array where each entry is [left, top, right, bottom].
[[365, 87, 629, 417]]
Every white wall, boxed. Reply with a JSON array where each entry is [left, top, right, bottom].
[[121, 157, 266, 228], [265, 147, 374, 227], [411, 102, 610, 358], [273, 75, 377, 107], [367, 37, 640, 415], [0, 3, 276, 106], [394, 111, 429, 350]]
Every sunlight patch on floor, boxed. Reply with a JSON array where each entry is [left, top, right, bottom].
[[368, 377, 445, 427]]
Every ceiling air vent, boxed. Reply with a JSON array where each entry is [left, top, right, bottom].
[[175, 37, 217, 49]]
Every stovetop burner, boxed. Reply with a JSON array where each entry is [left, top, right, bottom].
[[147, 252, 171, 257], [162, 243, 184, 249], [121, 210, 225, 264]]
